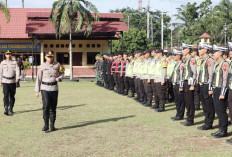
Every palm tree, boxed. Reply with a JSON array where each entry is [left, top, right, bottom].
[[0, 1, 10, 22], [50, 0, 99, 80]]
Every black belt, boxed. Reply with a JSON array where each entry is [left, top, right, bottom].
[[42, 82, 57, 86], [3, 76, 15, 80]]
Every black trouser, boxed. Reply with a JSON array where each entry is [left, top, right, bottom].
[[156, 82, 166, 105], [227, 89, 232, 124], [113, 73, 118, 90], [173, 84, 185, 118], [41, 90, 58, 123], [213, 88, 228, 131], [144, 79, 153, 102], [183, 81, 195, 122], [103, 72, 108, 87], [138, 78, 145, 99], [124, 75, 129, 92], [151, 80, 158, 106], [118, 74, 124, 92], [3, 83, 16, 108], [128, 77, 135, 94], [194, 84, 201, 109], [134, 77, 139, 94], [166, 79, 174, 102], [108, 73, 114, 89], [200, 84, 215, 127]]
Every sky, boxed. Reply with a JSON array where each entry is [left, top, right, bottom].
[[7, 0, 221, 22]]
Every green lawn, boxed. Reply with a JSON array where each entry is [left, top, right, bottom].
[[0, 82, 232, 157]]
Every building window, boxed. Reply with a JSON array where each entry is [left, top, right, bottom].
[[92, 44, 95, 48], [56, 44, 59, 48], [72, 44, 75, 48], [66, 44, 69, 48], [44, 44, 48, 48], [79, 44, 82, 48], [61, 44, 64, 48], [57, 53, 69, 65], [87, 44, 90, 48], [97, 44, 101, 48], [87, 52, 99, 65], [50, 44, 54, 48]]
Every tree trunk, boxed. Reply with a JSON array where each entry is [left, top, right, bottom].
[[5, 0, 7, 8], [69, 28, 73, 80]]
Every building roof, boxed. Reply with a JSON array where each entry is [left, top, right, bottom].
[[200, 33, 211, 39], [0, 8, 128, 39]]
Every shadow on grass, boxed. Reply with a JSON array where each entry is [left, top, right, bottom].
[[58, 115, 136, 130], [14, 104, 86, 114], [195, 112, 205, 118], [165, 107, 176, 111]]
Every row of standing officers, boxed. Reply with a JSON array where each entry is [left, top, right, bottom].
[[96, 42, 232, 145]]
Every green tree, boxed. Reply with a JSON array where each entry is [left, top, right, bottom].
[[110, 28, 149, 53], [50, 0, 99, 80], [0, 1, 10, 23], [110, 8, 171, 50]]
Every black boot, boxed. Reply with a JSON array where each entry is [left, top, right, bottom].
[[151, 103, 159, 109], [50, 122, 56, 131], [128, 93, 134, 98], [144, 101, 152, 107], [213, 129, 227, 138], [156, 104, 165, 112], [8, 107, 14, 115], [123, 91, 128, 96], [226, 138, 232, 145], [42, 121, 49, 131], [4, 106, 8, 115], [134, 95, 140, 101]]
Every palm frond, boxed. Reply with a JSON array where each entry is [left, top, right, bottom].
[[0, 1, 10, 23]]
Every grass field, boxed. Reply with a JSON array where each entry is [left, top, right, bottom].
[[0, 82, 232, 157]]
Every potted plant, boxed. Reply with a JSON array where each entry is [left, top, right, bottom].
[[22, 59, 31, 81]]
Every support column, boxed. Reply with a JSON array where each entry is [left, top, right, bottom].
[[40, 42, 44, 64]]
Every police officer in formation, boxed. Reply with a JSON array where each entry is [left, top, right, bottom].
[[97, 42, 232, 145]]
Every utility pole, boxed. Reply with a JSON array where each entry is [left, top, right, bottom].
[[151, 16, 153, 44], [22, 0, 24, 8], [170, 0, 173, 50], [5, 0, 7, 8], [161, 10, 164, 49], [128, 15, 130, 29], [147, 0, 150, 39], [224, 23, 227, 46]]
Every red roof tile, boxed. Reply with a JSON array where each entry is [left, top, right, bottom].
[[26, 21, 129, 34], [200, 33, 211, 39], [0, 8, 128, 39]]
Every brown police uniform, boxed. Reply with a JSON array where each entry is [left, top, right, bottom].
[[180, 55, 197, 124], [35, 51, 65, 131], [0, 51, 20, 115]]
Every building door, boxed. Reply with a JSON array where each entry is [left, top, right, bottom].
[[73, 52, 82, 66]]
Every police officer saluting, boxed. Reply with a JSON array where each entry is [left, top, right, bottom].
[[0, 50, 20, 115], [35, 51, 65, 132]]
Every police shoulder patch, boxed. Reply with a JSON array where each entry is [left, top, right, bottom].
[[222, 63, 227, 71], [206, 60, 211, 67], [190, 59, 195, 65], [181, 65, 184, 70], [161, 60, 168, 68]]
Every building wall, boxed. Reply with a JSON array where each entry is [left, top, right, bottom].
[[0, 39, 109, 77]]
